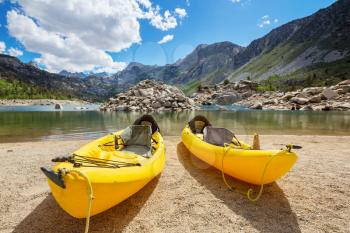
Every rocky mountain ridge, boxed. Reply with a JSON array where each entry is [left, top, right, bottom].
[[112, 0, 350, 92], [0, 54, 121, 100], [1, 0, 349, 101]]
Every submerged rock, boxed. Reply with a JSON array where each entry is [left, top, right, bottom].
[[54, 103, 63, 110], [300, 105, 313, 111], [250, 102, 262, 110]]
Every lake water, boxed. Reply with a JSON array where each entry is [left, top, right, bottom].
[[0, 105, 349, 142]]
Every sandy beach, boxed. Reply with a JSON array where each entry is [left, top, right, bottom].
[[0, 135, 349, 233]]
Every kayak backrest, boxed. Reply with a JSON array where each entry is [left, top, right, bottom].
[[188, 115, 212, 134], [133, 115, 160, 134], [119, 125, 152, 157], [203, 126, 234, 147]]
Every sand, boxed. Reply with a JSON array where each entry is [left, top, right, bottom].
[[0, 135, 349, 233]]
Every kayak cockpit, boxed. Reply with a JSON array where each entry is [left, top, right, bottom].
[[188, 115, 252, 149]]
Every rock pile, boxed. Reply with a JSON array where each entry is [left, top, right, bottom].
[[192, 80, 259, 105], [238, 80, 350, 111], [100, 80, 196, 112]]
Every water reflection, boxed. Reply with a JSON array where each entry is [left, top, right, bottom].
[[0, 110, 349, 142]]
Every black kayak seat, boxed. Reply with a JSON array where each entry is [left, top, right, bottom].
[[119, 125, 152, 157], [133, 115, 160, 134], [203, 126, 235, 147], [188, 115, 212, 134]]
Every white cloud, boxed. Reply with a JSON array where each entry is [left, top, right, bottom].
[[158, 34, 174, 44], [257, 15, 278, 28], [8, 47, 23, 57], [230, 0, 241, 3], [136, 0, 152, 8], [0, 41, 6, 53], [175, 8, 187, 18], [6, 0, 187, 73], [143, 7, 178, 31]]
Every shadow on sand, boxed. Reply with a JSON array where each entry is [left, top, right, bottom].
[[177, 142, 301, 233], [13, 176, 160, 233]]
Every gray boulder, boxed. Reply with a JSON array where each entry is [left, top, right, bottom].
[[263, 99, 278, 105], [250, 102, 262, 110], [332, 102, 350, 110], [308, 95, 322, 103], [300, 105, 313, 111], [321, 88, 338, 99], [337, 80, 350, 86], [152, 102, 162, 109], [335, 85, 350, 94], [290, 97, 309, 105], [214, 92, 241, 105], [139, 88, 154, 97], [302, 87, 324, 95], [116, 105, 128, 111], [282, 93, 295, 101]]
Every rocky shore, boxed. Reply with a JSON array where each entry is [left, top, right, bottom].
[[238, 80, 350, 111], [0, 99, 91, 107], [100, 80, 196, 112], [192, 80, 258, 106], [191, 79, 350, 111]]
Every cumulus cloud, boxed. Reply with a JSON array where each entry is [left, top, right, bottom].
[[6, 0, 187, 73], [175, 8, 187, 18], [136, 0, 152, 8], [143, 7, 178, 31], [0, 41, 6, 53], [257, 15, 278, 28], [158, 34, 174, 44], [8, 47, 23, 57]]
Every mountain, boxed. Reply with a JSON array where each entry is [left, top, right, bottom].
[[1, 0, 349, 99], [114, 0, 350, 93], [228, 0, 350, 87], [0, 54, 120, 100], [113, 41, 244, 89], [59, 70, 88, 79], [59, 70, 111, 79]]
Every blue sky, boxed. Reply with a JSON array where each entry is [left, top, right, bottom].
[[0, 0, 336, 73]]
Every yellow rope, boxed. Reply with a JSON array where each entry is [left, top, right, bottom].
[[221, 145, 236, 191], [221, 144, 279, 202], [63, 169, 94, 233]]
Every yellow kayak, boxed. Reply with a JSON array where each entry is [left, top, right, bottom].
[[41, 115, 165, 218], [181, 115, 297, 185]]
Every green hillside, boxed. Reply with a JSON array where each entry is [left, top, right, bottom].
[[0, 79, 72, 99], [255, 56, 350, 92]]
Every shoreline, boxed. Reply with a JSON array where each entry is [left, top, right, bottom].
[[0, 99, 94, 106], [1, 134, 350, 144], [0, 135, 349, 233], [1, 100, 350, 112]]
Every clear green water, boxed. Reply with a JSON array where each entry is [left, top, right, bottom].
[[0, 107, 349, 142]]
